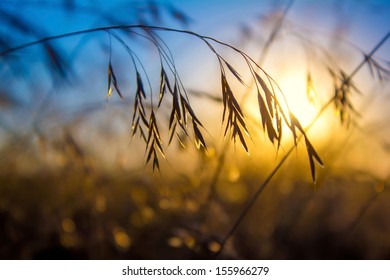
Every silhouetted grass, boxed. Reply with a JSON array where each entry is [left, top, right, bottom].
[[0, 0, 389, 260]]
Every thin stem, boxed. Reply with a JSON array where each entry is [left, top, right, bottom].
[[214, 31, 390, 257], [241, 0, 294, 105], [0, 24, 257, 62], [203, 0, 296, 202], [213, 97, 333, 258], [348, 31, 390, 80], [258, 0, 294, 66]]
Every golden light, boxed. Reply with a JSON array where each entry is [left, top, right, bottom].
[[278, 74, 318, 127], [208, 241, 221, 253], [167, 236, 183, 248], [113, 227, 132, 250], [277, 72, 331, 141], [61, 218, 76, 233], [244, 68, 332, 144]]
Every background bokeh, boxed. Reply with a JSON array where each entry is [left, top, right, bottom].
[[0, 0, 389, 259]]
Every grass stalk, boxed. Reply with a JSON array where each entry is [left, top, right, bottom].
[[202, 0, 295, 217], [214, 31, 390, 257]]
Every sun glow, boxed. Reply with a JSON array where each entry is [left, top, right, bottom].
[[277, 72, 331, 141], [245, 70, 332, 144], [279, 74, 318, 127]]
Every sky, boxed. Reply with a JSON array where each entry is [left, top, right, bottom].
[[0, 0, 389, 173], [1, 0, 389, 115]]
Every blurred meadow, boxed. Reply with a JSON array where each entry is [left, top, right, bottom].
[[0, 0, 390, 259]]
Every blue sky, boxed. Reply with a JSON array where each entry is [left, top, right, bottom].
[[0, 0, 389, 175], [2, 0, 389, 68], [1, 0, 389, 134]]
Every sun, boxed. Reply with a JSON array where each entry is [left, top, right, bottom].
[[277, 71, 331, 141], [244, 69, 331, 144], [279, 73, 317, 127]]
